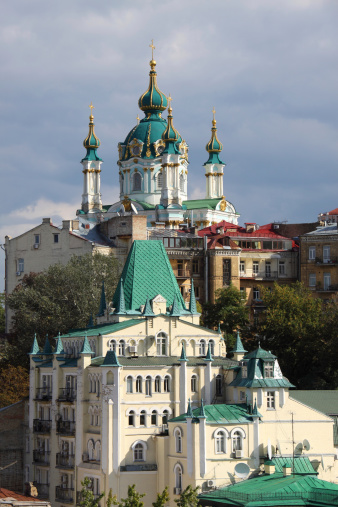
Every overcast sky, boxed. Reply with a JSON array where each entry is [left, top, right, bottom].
[[1, 0, 338, 290]]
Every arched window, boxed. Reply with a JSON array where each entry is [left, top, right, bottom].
[[157, 172, 163, 189], [128, 410, 135, 426], [145, 376, 152, 396], [151, 410, 157, 426], [209, 340, 215, 355], [87, 439, 94, 460], [107, 371, 114, 386], [215, 430, 226, 453], [95, 441, 101, 461], [191, 375, 197, 393], [164, 375, 170, 392], [232, 431, 243, 452], [180, 173, 184, 192], [216, 375, 222, 397], [133, 172, 142, 191], [109, 340, 116, 352], [136, 376, 142, 393], [133, 441, 146, 462], [156, 332, 167, 356], [174, 428, 182, 453], [118, 340, 125, 356], [162, 409, 169, 425], [140, 410, 146, 426], [126, 376, 133, 393], [174, 464, 183, 490], [154, 376, 161, 393], [199, 339, 206, 356]]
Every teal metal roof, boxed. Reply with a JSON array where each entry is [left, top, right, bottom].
[[182, 198, 222, 210], [231, 331, 247, 354], [272, 457, 316, 475], [90, 355, 236, 368], [170, 403, 258, 424], [290, 390, 338, 416], [59, 319, 144, 338], [244, 346, 276, 360], [112, 240, 187, 314], [101, 350, 121, 367]]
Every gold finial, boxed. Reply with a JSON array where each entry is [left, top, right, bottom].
[[89, 102, 95, 117], [168, 93, 172, 113], [136, 114, 140, 125], [149, 39, 155, 60], [212, 107, 216, 126]]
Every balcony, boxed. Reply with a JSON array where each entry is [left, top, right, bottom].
[[58, 388, 77, 402], [313, 257, 338, 265], [241, 270, 287, 280], [33, 419, 51, 434], [35, 388, 52, 401], [35, 483, 49, 499], [175, 269, 191, 278], [55, 486, 74, 503], [33, 449, 50, 465], [57, 420, 76, 436], [56, 453, 75, 469], [316, 284, 338, 293], [82, 453, 100, 465]]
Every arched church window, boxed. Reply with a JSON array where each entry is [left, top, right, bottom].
[[157, 172, 163, 189], [180, 173, 184, 192], [199, 339, 206, 356], [156, 332, 167, 356], [174, 464, 183, 491], [118, 340, 125, 356], [133, 172, 142, 191]]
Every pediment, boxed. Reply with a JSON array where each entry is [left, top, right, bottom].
[[152, 294, 166, 303]]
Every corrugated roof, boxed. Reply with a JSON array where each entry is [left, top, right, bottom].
[[290, 390, 338, 416], [90, 355, 237, 368], [59, 319, 144, 338], [170, 403, 257, 424]]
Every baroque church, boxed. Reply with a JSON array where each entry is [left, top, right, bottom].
[[78, 44, 239, 230]]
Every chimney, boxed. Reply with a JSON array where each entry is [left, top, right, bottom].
[[62, 220, 72, 231], [283, 465, 292, 477], [264, 461, 275, 475], [42, 218, 51, 224]]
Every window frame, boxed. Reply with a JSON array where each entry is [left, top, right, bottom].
[[267, 391, 276, 409], [309, 246, 316, 260]]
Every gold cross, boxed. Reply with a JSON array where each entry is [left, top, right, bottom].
[[212, 107, 216, 121], [149, 39, 155, 60], [136, 114, 140, 125], [89, 102, 95, 115]]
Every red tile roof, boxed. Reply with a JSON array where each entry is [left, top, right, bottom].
[[328, 208, 338, 215], [0, 488, 39, 501]]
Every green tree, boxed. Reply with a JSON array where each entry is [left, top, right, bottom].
[[152, 487, 170, 507], [174, 485, 199, 507], [117, 484, 145, 507], [0, 364, 29, 408], [202, 285, 249, 348], [78, 478, 105, 507], [106, 489, 118, 507], [5, 253, 120, 368]]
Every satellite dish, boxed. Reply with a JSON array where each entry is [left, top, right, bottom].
[[267, 439, 272, 460], [234, 462, 250, 479], [303, 439, 310, 451], [130, 203, 138, 214], [295, 442, 303, 455]]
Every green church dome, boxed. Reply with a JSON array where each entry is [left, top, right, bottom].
[[138, 60, 168, 113], [204, 109, 224, 165], [82, 108, 102, 162]]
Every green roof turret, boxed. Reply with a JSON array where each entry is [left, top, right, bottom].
[[179, 343, 188, 362], [204, 343, 214, 362], [143, 295, 155, 316], [82, 104, 102, 162], [54, 332, 64, 355], [252, 398, 259, 417], [81, 333, 93, 354], [189, 278, 198, 314], [29, 333, 40, 355], [162, 96, 181, 155], [115, 277, 127, 315], [186, 398, 193, 418], [101, 350, 121, 367], [42, 335, 53, 355], [97, 280, 107, 317], [170, 293, 182, 316], [231, 331, 247, 354], [198, 399, 206, 419], [138, 43, 168, 114], [204, 108, 224, 165]]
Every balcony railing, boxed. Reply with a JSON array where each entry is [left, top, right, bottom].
[[176, 269, 191, 278], [316, 284, 338, 292], [35, 388, 52, 401], [35, 483, 49, 499], [55, 486, 74, 503], [56, 453, 75, 469], [241, 270, 284, 280], [33, 449, 50, 465], [313, 257, 338, 265], [58, 388, 77, 402], [33, 419, 51, 434], [57, 420, 76, 435]]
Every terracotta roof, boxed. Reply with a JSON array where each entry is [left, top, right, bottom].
[[328, 207, 338, 215], [0, 489, 39, 501]]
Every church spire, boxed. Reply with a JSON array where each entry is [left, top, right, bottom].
[[115, 278, 126, 314], [204, 108, 225, 199], [138, 41, 168, 115], [162, 96, 180, 155], [189, 278, 198, 314], [82, 104, 102, 162]]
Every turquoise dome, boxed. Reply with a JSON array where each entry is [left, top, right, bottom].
[[138, 60, 168, 113], [82, 114, 102, 162], [204, 115, 224, 165]]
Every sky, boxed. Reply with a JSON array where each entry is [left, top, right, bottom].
[[1, 0, 338, 290]]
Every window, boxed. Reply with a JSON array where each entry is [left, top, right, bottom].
[[154, 376, 161, 393], [199, 339, 206, 356], [239, 391, 246, 402], [209, 340, 215, 355], [126, 376, 133, 393], [174, 464, 182, 490], [145, 376, 152, 396], [192, 259, 199, 274], [157, 172, 163, 189], [156, 332, 167, 356], [265, 262, 271, 277], [136, 376, 142, 393], [267, 391, 275, 409], [253, 287, 260, 300], [34, 234, 40, 245], [175, 428, 182, 453], [242, 365, 247, 378], [264, 361, 274, 378], [191, 375, 197, 393], [216, 375, 222, 397], [324, 272, 331, 290], [151, 410, 157, 426], [133, 172, 142, 191], [309, 273, 316, 287], [253, 261, 259, 274], [323, 246, 331, 263], [162, 410, 169, 425], [240, 287, 246, 299], [140, 410, 146, 426], [309, 246, 316, 260], [164, 375, 170, 392], [17, 258, 24, 273], [240, 261, 245, 274], [180, 174, 184, 193], [223, 259, 231, 285], [53, 234, 59, 243], [279, 261, 285, 275], [128, 411, 135, 426], [109, 340, 116, 352], [118, 340, 125, 356], [232, 431, 243, 451], [133, 443, 144, 461], [215, 430, 226, 453]]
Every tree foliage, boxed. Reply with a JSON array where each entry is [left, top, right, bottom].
[[152, 487, 170, 507], [117, 484, 145, 507], [0, 365, 29, 408], [78, 478, 106, 507], [174, 485, 199, 507], [5, 253, 120, 368]]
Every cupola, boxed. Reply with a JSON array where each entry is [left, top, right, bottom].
[[162, 96, 181, 154], [204, 108, 224, 165], [138, 41, 168, 114], [82, 103, 102, 162]]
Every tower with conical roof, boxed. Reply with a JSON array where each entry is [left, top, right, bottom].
[[81, 103, 103, 213], [204, 108, 225, 200]]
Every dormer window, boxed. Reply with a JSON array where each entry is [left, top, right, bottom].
[[264, 361, 274, 378]]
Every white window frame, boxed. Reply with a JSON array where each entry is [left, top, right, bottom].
[[264, 361, 274, 378], [252, 261, 259, 274], [145, 376, 152, 396], [199, 339, 206, 356], [132, 440, 147, 462], [323, 245, 331, 263], [214, 430, 227, 454], [309, 273, 316, 287], [174, 464, 183, 490], [239, 261, 245, 274], [128, 410, 135, 427], [156, 332, 168, 356], [324, 272, 331, 290], [174, 427, 183, 453], [126, 376, 133, 394], [267, 391, 276, 409], [191, 375, 197, 393], [136, 376, 142, 393], [278, 261, 285, 275], [309, 246, 316, 260], [164, 375, 170, 392], [118, 340, 125, 356]]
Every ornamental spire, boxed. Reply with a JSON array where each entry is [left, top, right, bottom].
[[138, 42, 168, 114], [82, 105, 102, 162], [115, 277, 126, 314], [204, 108, 224, 165], [29, 333, 40, 355], [189, 278, 198, 314], [162, 97, 180, 154]]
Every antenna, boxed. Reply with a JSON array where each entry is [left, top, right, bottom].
[[292, 412, 295, 475], [234, 462, 250, 480]]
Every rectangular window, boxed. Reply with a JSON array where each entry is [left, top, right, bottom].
[[324, 272, 331, 291], [34, 234, 40, 245], [279, 261, 285, 275], [17, 258, 24, 273], [267, 391, 275, 409], [239, 391, 246, 401], [223, 259, 231, 285], [163, 238, 169, 248], [253, 287, 260, 300], [192, 259, 199, 274], [253, 261, 259, 274], [240, 261, 245, 274], [53, 234, 59, 243], [309, 246, 316, 260], [265, 262, 271, 277], [323, 246, 331, 263], [242, 365, 247, 378], [264, 362, 274, 378], [169, 238, 175, 248], [309, 273, 316, 287]]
